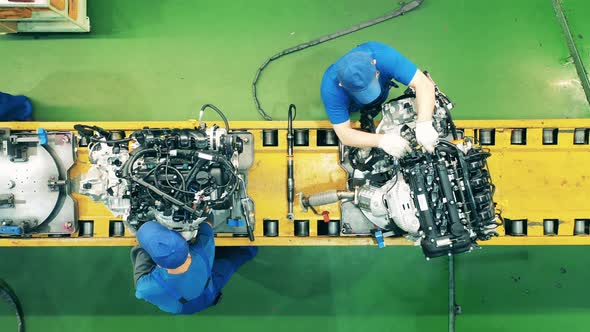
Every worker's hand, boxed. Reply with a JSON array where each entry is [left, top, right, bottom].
[[378, 132, 411, 158], [415, 120, 439, 153]]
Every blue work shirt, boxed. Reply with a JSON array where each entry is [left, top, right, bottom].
[[320, 41, 418, 124], [135, 223, 215, 314]]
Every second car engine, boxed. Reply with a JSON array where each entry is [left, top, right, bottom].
[[302, 74, 500, 258]]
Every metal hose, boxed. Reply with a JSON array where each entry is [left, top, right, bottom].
[[305, 190, 355, 207], [0, 279, 25, 332]]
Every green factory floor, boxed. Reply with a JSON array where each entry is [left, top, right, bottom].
[[1, 0, 590, 331]]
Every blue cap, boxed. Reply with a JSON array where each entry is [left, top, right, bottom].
[[137, 221, 189, 269], [336, 52, 381, 104]]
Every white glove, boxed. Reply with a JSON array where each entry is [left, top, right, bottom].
[[415, 120, 439, 153], [378, 132, 411, 158]]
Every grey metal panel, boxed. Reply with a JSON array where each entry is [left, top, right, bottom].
[[0, 131, 76, 235]]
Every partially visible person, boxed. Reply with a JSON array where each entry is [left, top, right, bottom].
[[0, 91, 32, 121], [131, 221, 257, 314], [321, 41, 437, 157]]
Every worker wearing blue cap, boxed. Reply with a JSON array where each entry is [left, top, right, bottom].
[[0, 91, 33, 121], [321, 41, 438, 157], [131, 221, 257, 314]]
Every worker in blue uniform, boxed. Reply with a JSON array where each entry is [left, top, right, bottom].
[[321, 41, 438, 157], [131, 221, 257, 314], [0, 91, 32, 121]]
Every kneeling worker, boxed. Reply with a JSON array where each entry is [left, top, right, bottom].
[[131, 221, 257, 314]]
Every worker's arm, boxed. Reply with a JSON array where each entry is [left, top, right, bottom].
[[332, 68, 438, 145], [408, 70, 435, 122], [191, 221, 214, 250], [408, 69, 438, 152], [331, 68, 437, 154], [187, 221, 215, 281], [332, 121, 381, 147], [321, 68, 390, 150], [333, 121, 410, 157], [367, 42, 435, 120], [130, 246, 157, 286], [332, 69, 436, 149], [323, 83, 410, 157], [367, 42, 438, 150]]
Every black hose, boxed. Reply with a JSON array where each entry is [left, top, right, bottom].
[[217, 158, 240, 200], [0, 279, 25, 332], [180, 151, 239, 201], [74, 124, 134, 144], [159, 163, 189, 196], [287, 104, 295, 156], [34, 144, 68, 233], [88, 136, 134, 144], [201, 104, 230, 132], [444, 106, 458, 140], [122, 147, 157, 178], [131, 177, 197, 214], [252, 0, 425, 120], [287, 104, 295, 219], [74, 124, 108, 137]]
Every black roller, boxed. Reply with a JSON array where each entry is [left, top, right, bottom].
[[327, 220, 341, 236], [263, 219, 279, 237], [294, 220, 310, 237], [478, 129, 495, 146], [294, 129, 309, 146], [79, 221, 94, 237], [543, 128, 558, 145], [510, 128, 527, 145], [317, 219, 341, 236], [508, 219, 526, 236], [324, 130, 338, 146], [262, 129, 278, 146], [543, 219, 558, 236], [574, 128, 589, 145], [574, 219, 588, 235], [317, 129, 339, 146], [109, 221, 125, 237]]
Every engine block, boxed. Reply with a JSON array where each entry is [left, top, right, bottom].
[[77, 123, 255, 240], [305, 82, 499, 257]]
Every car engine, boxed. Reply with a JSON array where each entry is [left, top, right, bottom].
[[301, 75, 500, 258], [77, 119, 256, 240]]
